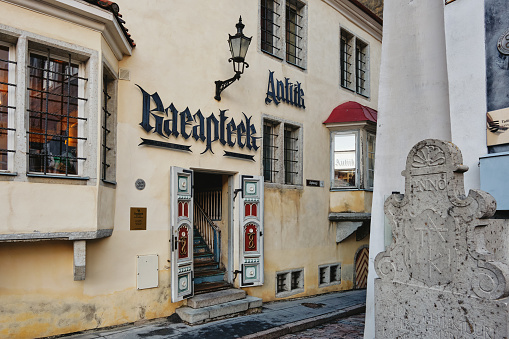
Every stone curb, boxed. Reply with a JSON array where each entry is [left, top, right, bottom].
[[240, 304, 366, 339]]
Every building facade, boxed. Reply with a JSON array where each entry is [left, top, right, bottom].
[[0, 0, 381, 337]]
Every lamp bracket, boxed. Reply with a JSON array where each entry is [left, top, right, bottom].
[[214, 72, 241, 101]]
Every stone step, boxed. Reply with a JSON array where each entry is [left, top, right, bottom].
[[194, 281, 232, 295], [187, 288, 246, 309], [176, 295, 262, 325], [194, 259, 219, 271], [194, 269, 224, 285]]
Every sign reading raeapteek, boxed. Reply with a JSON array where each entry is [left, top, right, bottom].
[[265, 70, 305, 109], [137, 85, 259, 160]]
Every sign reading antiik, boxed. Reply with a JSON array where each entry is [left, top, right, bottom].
[[136, 85, 259, 159], [265, 70, 305, 109]]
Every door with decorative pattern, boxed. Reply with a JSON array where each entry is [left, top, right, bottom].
[[355, 246, 369, 289], [239, 175, 264, 287], [170, 167, 194, 302]]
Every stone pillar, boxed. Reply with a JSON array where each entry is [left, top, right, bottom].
[[444, 0, 487, 192], [364, 1, 452, 337]]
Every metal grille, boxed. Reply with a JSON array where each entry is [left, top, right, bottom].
[[340, 31, 353, 89], [261, 0, 281, 55], [27, 51, 88, 176], [0, 45, 16, 171], [263, 120, 279, 182], [284, 125, 299, 185], [101, 75, 114, 183], [277, 273, 287, 293], [291, 270, 301, 290], [330, 265, 339, 283], [356, 41, 367, 95], [286, 0, 303, 66]]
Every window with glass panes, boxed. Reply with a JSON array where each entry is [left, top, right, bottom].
[[286, 0, 304, 67], [356, 40, 368, 96], [27, 51, 87, 176], [333, 132, 357, 188], [284, 125, 299, 185], [367, 133, 375, 189], [340, 29, 354, 90], [0, 44, 15, 171], [261, 0, 281, 56], [340, 28, 369, 97], [263, 120, 279, 182]]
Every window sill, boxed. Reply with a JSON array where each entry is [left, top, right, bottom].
[[275, 288, 304, 299], [264, 182, 304, 190], [102, 179, 117, 186], [27, 173, 90, 180], [261, 49, 283, 61], [330, 187, 373, 192], [0, 171, 17, 176]]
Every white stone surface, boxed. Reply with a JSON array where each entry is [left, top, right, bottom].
[[365, 1, 452, 337], [374, 139, 509, 338]]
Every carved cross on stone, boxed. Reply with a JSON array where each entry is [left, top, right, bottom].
[[374, 139, 509, 338]]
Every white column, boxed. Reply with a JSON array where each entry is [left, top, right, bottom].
[[364, 1, 452, 337], [444, 0, 487, 192]]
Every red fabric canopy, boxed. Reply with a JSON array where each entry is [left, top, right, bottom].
[[323, 101, 377, 124]]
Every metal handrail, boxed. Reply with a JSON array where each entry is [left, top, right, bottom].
[[194, 202, 221, 263]]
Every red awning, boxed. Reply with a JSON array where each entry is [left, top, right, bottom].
[[323, 101, 377, 124]]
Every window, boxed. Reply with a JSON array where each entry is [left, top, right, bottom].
[[340, 28, 370, 97], [27, 50, 87, 176], [285, 0, 304, 66], [333, 132, 357, 188], [260, 0, 307, 69], [330, 130, 375, 190], [284, 124, 299, 185], [0, 43, 15, 172], [263, 120, 279, 182], [101, 69, 117, 184], [261, 0, 281, 56], [318, 263, 341, 287], [262, 116, 302, 186], [276, 268, 304, 297]]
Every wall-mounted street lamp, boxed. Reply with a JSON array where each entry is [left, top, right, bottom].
[[214, 16, 252, 101]]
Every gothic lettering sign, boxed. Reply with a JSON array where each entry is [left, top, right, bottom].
[[136, 85, 259, 158], [374, 139, 509, 338], [265, 70, 305, 109]]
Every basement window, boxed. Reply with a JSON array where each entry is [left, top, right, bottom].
[[276, 268, 304, 298], [318, 263, 341, 287]]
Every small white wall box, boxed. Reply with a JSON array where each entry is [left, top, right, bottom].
[[137, 254, 159, 289]]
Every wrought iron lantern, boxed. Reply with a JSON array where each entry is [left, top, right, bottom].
[[215, 16, 252, 101]]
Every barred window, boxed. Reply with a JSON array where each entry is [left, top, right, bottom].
[[262, 117, 302, 186], [0, 44, 15, 172], [261, 0, 281, 56], [27, 51, 87, 176], [340, 29, 370, 97], [101, 71, 116, 184], [284, 124, 299, 185], [340, 29, 354, 90], [356, 40, 368, 96], [285, 0, 304, 66], [263, 120, 279, 183]]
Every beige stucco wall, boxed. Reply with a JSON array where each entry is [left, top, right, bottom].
[[0, 0, 381, 337]]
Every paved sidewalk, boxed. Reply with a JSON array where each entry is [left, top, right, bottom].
[[63, 289, 366, 339]]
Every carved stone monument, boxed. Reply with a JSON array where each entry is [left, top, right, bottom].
[[375, 139, 509, 338]]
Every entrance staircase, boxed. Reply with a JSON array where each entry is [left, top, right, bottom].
[[175, 228, 262, 325]]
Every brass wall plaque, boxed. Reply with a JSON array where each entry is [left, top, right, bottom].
[[130, 207, 147, 230]]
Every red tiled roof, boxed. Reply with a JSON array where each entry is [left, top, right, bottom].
[[83, 0, 135, 47], [323, 101, 377, 124]]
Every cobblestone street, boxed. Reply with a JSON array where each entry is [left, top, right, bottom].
[[279, 313, 365, 339]]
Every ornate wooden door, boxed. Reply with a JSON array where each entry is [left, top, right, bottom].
[[239, 175, 264, 287], [170, 167, 194, 302], [355, 246, 369, 289]]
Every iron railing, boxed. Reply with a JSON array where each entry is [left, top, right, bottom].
[[194, 202, 221, 263]]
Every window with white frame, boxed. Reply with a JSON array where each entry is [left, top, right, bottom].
[[101, 68, 117, 184], [262, 117, 302, 186], [331, 130, 375, 190], [260, 0, 307, 69], [27, 50, 87, 176], [340, 28, 369, 97], [0, 43, 15, 172]]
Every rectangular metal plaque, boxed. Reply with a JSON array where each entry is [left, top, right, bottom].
[[306, 179, 324, 187], [130, 207, 147, 230]]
